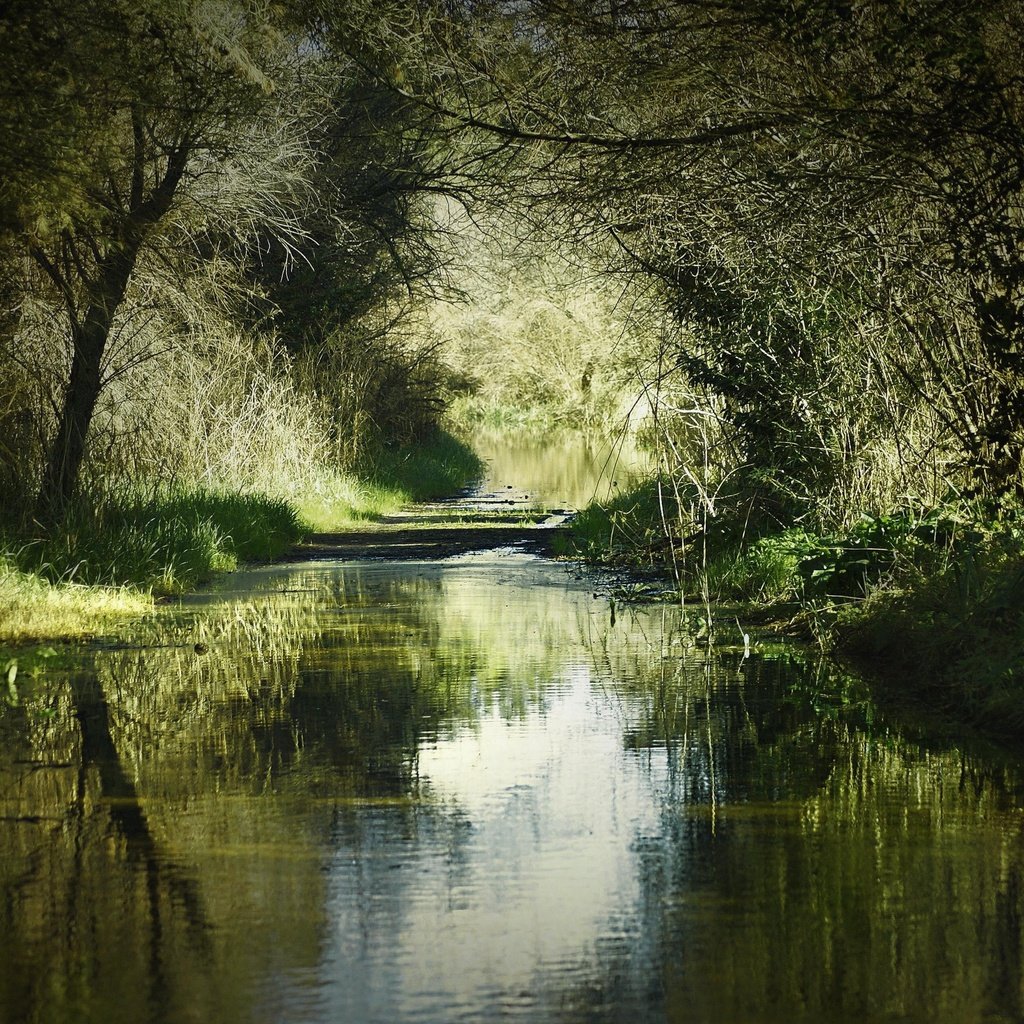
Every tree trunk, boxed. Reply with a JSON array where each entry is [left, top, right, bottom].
[[34, 245, 137, 523]]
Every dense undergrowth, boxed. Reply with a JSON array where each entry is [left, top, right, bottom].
[[562, 479, 1024, 737]]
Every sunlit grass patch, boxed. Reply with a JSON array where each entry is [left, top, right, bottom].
[[0, 554, 150, 642], [448, 396, 559, 432], [291, 472, 408, 530], [13, 489, 305, 596]]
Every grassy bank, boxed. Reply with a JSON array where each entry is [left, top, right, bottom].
[[365, 429, 482, 502], [561, 479, 1024, 737], [292, 430, 482, 530], [0, 557, 152, 644], [831, 536, 1024, 735], [0, 430, 482, 644]]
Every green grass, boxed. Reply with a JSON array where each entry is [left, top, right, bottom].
[[293, 429, 483, 531], [289, 472, 410, 531], [555, 478, 679, 566], [0, 554, 151, 642], [365, 428, 484, 502], [448, 395, 562, 432], [0, 431, 483, 642], [10, 489, 305, 597]]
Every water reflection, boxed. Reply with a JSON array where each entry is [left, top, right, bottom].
[[470, 427, 648, 509], [1, 552, 1023, 1023]]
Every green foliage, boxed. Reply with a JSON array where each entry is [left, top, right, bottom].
[[365, 429, 484, 502], [557, 479, 678, 566], [10, 490, 304, 595], [835, 527, 1024, 735], [701, 502, 996, 605]]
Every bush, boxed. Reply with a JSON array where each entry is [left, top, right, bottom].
[[834, 529, 1024, 734]]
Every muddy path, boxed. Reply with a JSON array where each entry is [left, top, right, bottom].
[[285, 491, 574, 562]]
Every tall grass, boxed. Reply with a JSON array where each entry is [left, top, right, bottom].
[[291, 430, 483, 528], [0, 553, 150, 642], [366, 429, 483, 502], [11, 490, 305, 596]]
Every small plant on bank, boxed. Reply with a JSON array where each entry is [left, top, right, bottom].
[[555, 479, 680, 567]]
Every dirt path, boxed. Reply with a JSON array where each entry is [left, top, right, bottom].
[[284, 494, 573, 562]]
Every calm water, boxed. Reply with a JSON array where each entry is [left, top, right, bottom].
[[2, 440, 1024, 1023], [469, 427, 648, 509]]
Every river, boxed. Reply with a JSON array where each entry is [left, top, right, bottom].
[[1, 431, 1023, 1023]]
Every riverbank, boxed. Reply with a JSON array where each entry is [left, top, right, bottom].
[[560, 478, 1024, 739], [0, 431, 483, 644]]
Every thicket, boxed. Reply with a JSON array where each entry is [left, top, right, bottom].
[[6, 0, 1024, 726], [431, 216, 649, 433], [0, 0, 481, 632]]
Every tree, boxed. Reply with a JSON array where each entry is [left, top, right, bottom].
[[1, 0, 307, 521], [369, 0, 1024, 505]]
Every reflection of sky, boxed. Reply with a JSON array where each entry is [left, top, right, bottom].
[[319, 664, 667, 1023]]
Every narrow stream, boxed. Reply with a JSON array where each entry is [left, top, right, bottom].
[[2, 434, 1023, 1023]]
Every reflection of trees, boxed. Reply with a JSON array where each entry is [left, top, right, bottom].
[[73, 674, 212, 1013], [97, 565, 586, 797], [0, 559, 605, 1021], [0, 671, 217, 1024], [4, 564, 1024, 1022], [574, 633, 1024, 1023]]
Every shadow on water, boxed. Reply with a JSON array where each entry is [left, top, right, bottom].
[[2, 482, 1024, 1022]]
